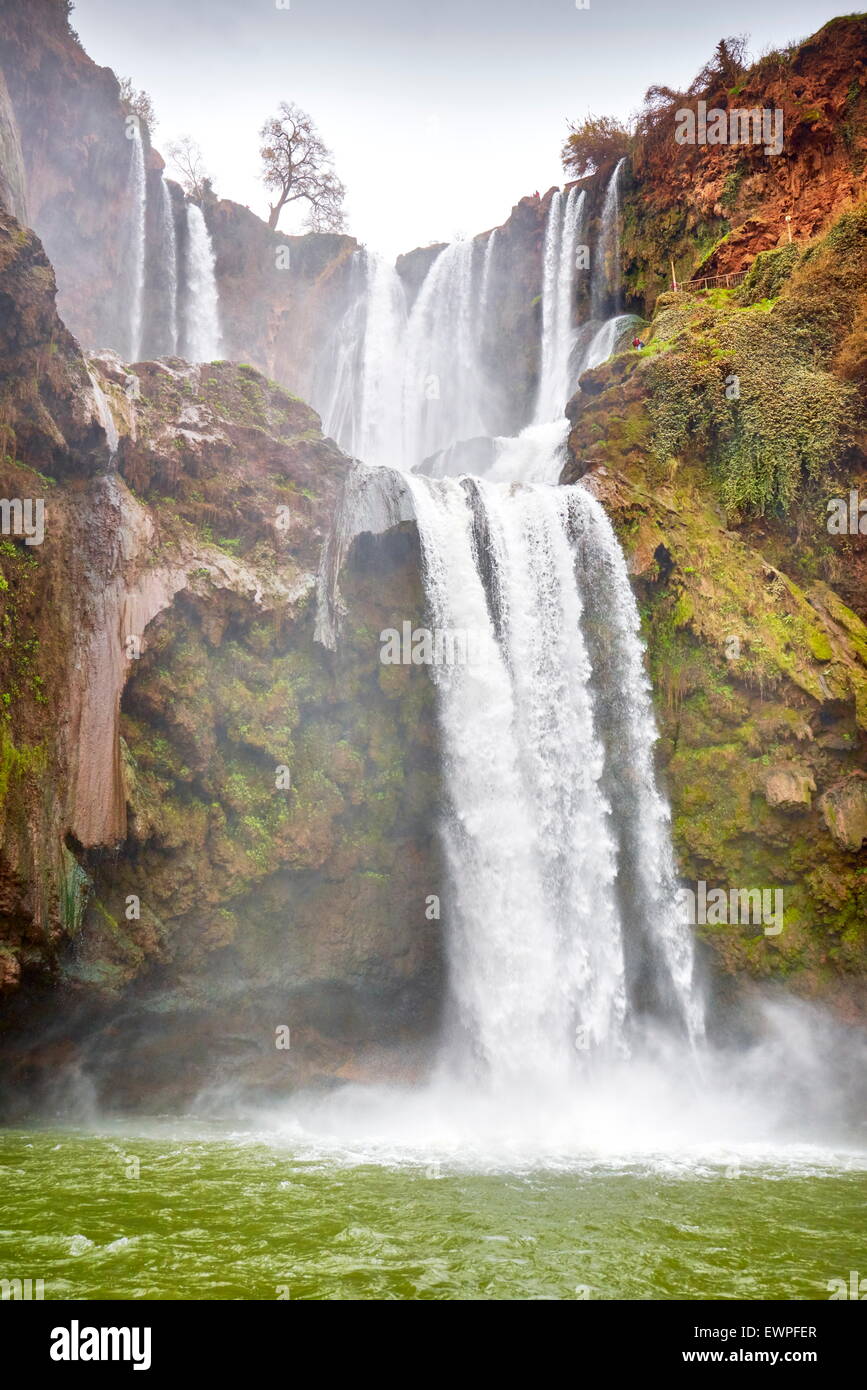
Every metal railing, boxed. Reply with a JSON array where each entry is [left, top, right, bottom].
[[671, 269, 748, 294]]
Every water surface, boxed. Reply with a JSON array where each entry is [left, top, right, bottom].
[[1, 1124, 863, 1300]]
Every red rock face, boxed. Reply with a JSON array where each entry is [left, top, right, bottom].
[[0, 0, 142, 353], [628, 16, 867, 292]]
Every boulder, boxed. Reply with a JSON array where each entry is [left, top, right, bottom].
[[820, 774, 867, 851], [762, 763, 816, 810]]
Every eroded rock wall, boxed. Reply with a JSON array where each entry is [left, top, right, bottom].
[[0, 208, 442, 1112]]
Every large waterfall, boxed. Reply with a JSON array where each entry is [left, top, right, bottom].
[[592, 156, 626, 319], [158, 172, 179, 356], [315, 163, 702, 1105], [534, 186, 586, 424], [182, 203, 223, 363], [126, 124, 147, 362], [405, 473, 699, 1089], [320, 237, 504, 472]]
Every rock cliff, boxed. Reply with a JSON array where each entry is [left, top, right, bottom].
[[563, 197, 867, 1016], [0, 207, 441, 1111]]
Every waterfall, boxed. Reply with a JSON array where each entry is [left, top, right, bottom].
[[319, 175, 618, 486], [401, 238, 491, 467], [320, 239, 497, 471], [183, 204, 222, 363], [357, 252, 407, 468], [0, 70, 28, 225], [158, 174, 179, 355], [86, 368, 119, 460], [312, 152, 704, 1105], [318, 250, 369, 457], [592, 157, 626, 319], [534, 187, 585, 423], [319, 250, 407, 468], [477, 228, 498, 339], [126, 125, 147, 362], [402, 455, 699, 1088]]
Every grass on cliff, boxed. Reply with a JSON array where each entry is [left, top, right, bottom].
[[644, 200, 867, 517]]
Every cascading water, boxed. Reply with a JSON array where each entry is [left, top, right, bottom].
[[400, 238, 492, 467], [477, 228, 498, 342], [126, 124, 147, 362], [183, 203, 223, 363], [72, 136, 851, 1179], [356, 251, 407, 468], [403, 469, 701, 1090], [317, 249, 369, 459], [292, 159, 867, 1169], [314, 159, 704, 1105], [534, 186, 585, 423], [86, 367, 119, 460], [158, 174, 179, 355], [320, 237, 499, 471], [592, 156, 626, 319]]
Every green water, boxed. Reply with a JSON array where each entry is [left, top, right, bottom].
[[1, 1126, 864, 1300]]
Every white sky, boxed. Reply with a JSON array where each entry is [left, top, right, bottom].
[[71, 0, 842, 259]]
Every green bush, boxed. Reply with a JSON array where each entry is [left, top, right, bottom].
[[646, 202, 865, 515], [739, 243, 800, 305]]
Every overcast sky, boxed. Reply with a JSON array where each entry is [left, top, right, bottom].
[[72, 0, 840, 258]]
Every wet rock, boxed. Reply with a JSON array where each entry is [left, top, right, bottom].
[[820, 774, 867, 851], [763, 763, 816, 810]]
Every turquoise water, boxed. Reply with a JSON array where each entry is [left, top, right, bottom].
[[1, 1124, 864, 1300]]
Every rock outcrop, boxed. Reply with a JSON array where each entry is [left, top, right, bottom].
[[0, 207, 442, 1112], [621, 15, 867, 313], [563, 196, 867, 1010]]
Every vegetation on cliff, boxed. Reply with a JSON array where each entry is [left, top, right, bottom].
[[564, 194, 867, 1008], [567, 15, 867, 313], [0, 207, 441, 1106]]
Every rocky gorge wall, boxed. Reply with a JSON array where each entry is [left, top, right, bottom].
[[0, 0, 362, 389], [564, 199, 867, 1019], [0, 206, 442, 1113], [619, 14, 867, 314]]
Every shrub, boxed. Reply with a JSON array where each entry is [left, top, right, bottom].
[[562, 116, 632, 178]]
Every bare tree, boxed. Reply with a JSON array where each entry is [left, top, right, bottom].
[[689, 36, 749, 96], [259, 102, 346, 232], [118, 76, 156, 134], [167, 136, 213, 201]]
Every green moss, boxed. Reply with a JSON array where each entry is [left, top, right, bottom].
[[808, 629, 833, 661], [739, 244, 801, 305], [0, 725, 47, 811], [645, 205, 864, 516], [60, 846, 90, 937]]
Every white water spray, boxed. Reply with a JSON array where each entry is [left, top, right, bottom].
[[592, 157, 626, 318], [535, 187, 585, 423], [126, 125, 147, 362], [403, 461, 700, 1090], [158, 174, 178, 355], [183, 204, 222, 363], [357, 251, 407, 468], [477, 228, 498, 338], [311, 158, 708, 1121], [86, 368, 119, 460], [401, 238, 490, 466], [321, 237, 500, 471]]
